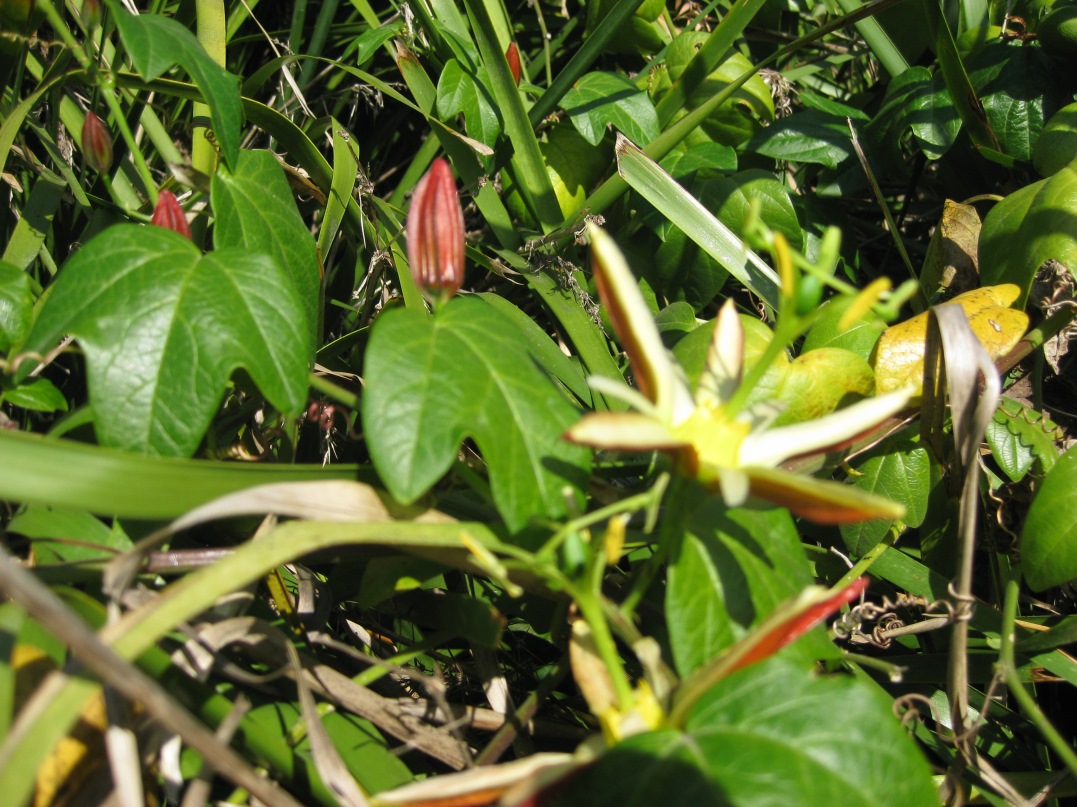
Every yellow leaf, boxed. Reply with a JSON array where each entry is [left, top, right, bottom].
[[872, 284, 1029, 395], [12, 645, 109, 807]]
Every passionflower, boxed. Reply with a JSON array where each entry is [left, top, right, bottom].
[[564, 225, 911, 525], [407, 157, 466, 303]]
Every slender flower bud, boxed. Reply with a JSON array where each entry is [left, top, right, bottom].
[[150, 190, 193, 241], [81, 0, 102, 29], [505, 42, 522, 86], [407, 158, 465, 303], [81, 112, 113, 173]]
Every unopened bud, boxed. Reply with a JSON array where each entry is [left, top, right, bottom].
[[150, 190, 192, 241], [81, 112, 113, 173], [505, 42, 522, 86], [407, 158, 465, 303], [82, 0, 102, 29]]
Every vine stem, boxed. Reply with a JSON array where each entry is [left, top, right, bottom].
[[193, 0, 227, 175], [36, 0, 158, 204], [620, 475, 693, 619], [997, 572, 1077, 780]]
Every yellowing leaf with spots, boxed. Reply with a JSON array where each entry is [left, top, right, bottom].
[[873, 284, 1028, 395]]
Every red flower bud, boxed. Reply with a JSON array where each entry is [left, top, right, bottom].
[[81, 111, 113, 173], [506, 42, 522, 86], [150, 190, 193, 241], [407, 158, 465, 303]]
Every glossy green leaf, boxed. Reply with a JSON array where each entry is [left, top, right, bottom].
[[110, 5, 242, 169], [1021, 444, 1077, 592], [211, 149, 321, 339], [561, 72, 660, 147], [2, 378, 67, 413], [659, 143, 737, 178], [799, 90, 871, 122], [985, 398, 1061, 482], [0, 261, 32, 351], [905, 69, 961, 160], [8, 506, 131, 565], [361, 297, 590, 532], [746, 109, 854, 168], [475, 292, 591, 406], [436, 59, 502, 148], [667, 504, 821, 678], [21, 225, 312, 456], [840, 433, 931, 555], [979, 164, 1077, 303], [969, 43, 1055, 162], [558, 658, 938, 807], [709, 170, 803, 249]]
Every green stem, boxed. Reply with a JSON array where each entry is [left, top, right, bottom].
[[997, 572, 1077, 780], [538, 488, 658, 559], [308, 372, 361, 410], [36, 0, 157, 203], [835, 526, 902, 588], [193, 0, 227, 175], [621, 476, 691, 618], [575, 587, 636, 710]]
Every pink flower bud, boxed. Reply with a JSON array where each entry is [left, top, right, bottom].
[[81, 112, 113, 173], [506, 42, 522, 86], [407, 158, 465, 302], [150, 190, 192, 241]]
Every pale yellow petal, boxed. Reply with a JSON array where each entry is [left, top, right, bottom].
[[563, 412, 688, 451], [588, 224, 695, 423], [743, 388, 911, 467]]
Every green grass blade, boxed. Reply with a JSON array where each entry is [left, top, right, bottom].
[[832, 0, 910, 78], [615, 136, 781, 309], [653, 0, 770, 126], [0, 429, 364, 519], [461, 0, 563, 233], [528, 0, 649, 127]]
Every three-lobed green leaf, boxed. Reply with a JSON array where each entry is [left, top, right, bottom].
[[212, 150, 322, 337], [561, 72, 660, 147], [361, 297, 591, 532], [22, 225, 312, 457], [666, 504, 826, 678]]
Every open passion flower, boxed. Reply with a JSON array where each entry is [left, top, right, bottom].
[[564, 225, 911, 525]]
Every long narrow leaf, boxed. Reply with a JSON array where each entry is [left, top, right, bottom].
[[461, 0, 563, 232], [616, 136, 780, 309], [654, 0, 770, 126], [0, 429, 364, 519]]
